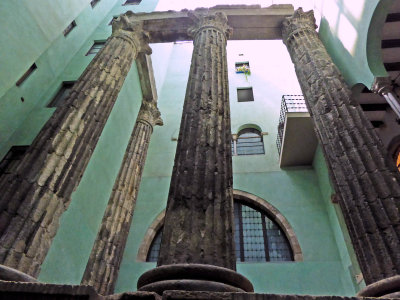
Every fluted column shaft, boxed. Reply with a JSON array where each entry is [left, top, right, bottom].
[[0, 12, 151, 277], [157, 12, 235, 269], [81, 100, 162, 295], [283, 9, 400, 285]]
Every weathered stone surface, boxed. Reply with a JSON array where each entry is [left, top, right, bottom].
[[0, 281, 161, 299], [162, 291, 387, 300], [81, 100, 162, 295], [357, 275, 400, 298], [157, 11, 235, 269], [138, 11, 253, 294], [0, 12, 150, 277], [125, 5, 294, 42], [282, 8, 400, 285]]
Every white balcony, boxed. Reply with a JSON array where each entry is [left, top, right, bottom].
[[276, 95, 318, 167]]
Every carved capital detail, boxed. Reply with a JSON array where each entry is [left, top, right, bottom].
[[188, 11, 233, 40], [282, 8, 317, 45], [372, 76, 393, 96], [137, 100, 163, 127], [112, 12, 152, 55]]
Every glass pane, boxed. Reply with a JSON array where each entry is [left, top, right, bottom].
[[241, 204, 266, 262], [265, 217, 292, 261], [233, 202, 241, 261], [237, 132, 264, 155], [146, 228, 163, 262]]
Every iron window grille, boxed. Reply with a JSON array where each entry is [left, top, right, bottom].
[[86, 41, 106, 55], [48, 81, 75, 107], [63, 20, 77, 37], [232, 128, 264, 156], [146, 228, 163, 262], [0, 146, 29, 175], [146, 201, 293, 262]]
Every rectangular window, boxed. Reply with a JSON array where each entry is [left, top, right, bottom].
[[48, 81, 75, 107], [63, 20, 76, 36], [235, 62, 250, 73], [123, 0, 141, 5], [91, 0, 100, 7], [0, 146, 29, 175], [16, 63, 37, 87], [237, 87, 254, 102], [86, 41, 106, 55]]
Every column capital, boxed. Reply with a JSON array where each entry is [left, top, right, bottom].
[[282, 8, 317, 45], [187, 11, 233, 40], [112, 11, 152, 55], [137, 100, 163, 128], [372, 76, 393, 96]]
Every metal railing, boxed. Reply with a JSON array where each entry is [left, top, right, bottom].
[[276, 95, 307, 155]]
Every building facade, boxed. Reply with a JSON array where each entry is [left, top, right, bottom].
[[0, 0, 399, 298]]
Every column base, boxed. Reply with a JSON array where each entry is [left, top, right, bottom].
[[357, 275, 400, 298], [0, 264, 38, 282], [137, 264, 253, 294]]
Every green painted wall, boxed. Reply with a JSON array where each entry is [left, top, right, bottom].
[[114, 40, 357, 295], [0, 0, 118, 159], [0, 1, 375, 295], [313, 146, 365, 293], [37, 0, 160, 284], [318, 0, 392, 88]]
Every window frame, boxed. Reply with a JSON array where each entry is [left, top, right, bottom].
[[237, 87, 254, 102], [86, 41, 106, 56], [47, 81, 76, 108], [90, 0, 100, 8], [16, 63, 37, 87], [232, 128, 265, 156], [123, 0, 142, 5], [145, 200, 294, 263], [0, 146, 29, 175], [63, 20, 77, 37]]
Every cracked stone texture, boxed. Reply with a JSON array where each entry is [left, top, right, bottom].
[[282, 8, 400, 284], [81, 100, 163, 295], [157, 12, 236, 270], [0, 12, 150, 277]]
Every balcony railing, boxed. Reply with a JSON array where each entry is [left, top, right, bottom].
[[276, 95, 307, 155]]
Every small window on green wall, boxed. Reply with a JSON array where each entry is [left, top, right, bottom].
[[48, 81, 75, 107], [123, 0, 141, 5], [232, 128, 264, 156], [86, 41, 106, 55], [0, 146, 29, 175], [237, 87, 254, 102], [63, 20, 76, 37]]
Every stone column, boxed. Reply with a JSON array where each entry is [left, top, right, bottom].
[[0, 12, 151, 278], [81, 99, 162, 295], [282, 8, 400, 297], [137, 11, 253, 294], [372, 77, 400, 119]]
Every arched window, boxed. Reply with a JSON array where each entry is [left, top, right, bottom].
[[146, 201, 293, 262], [146, 228, 162, 262], [232, 128, 264, 156]]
